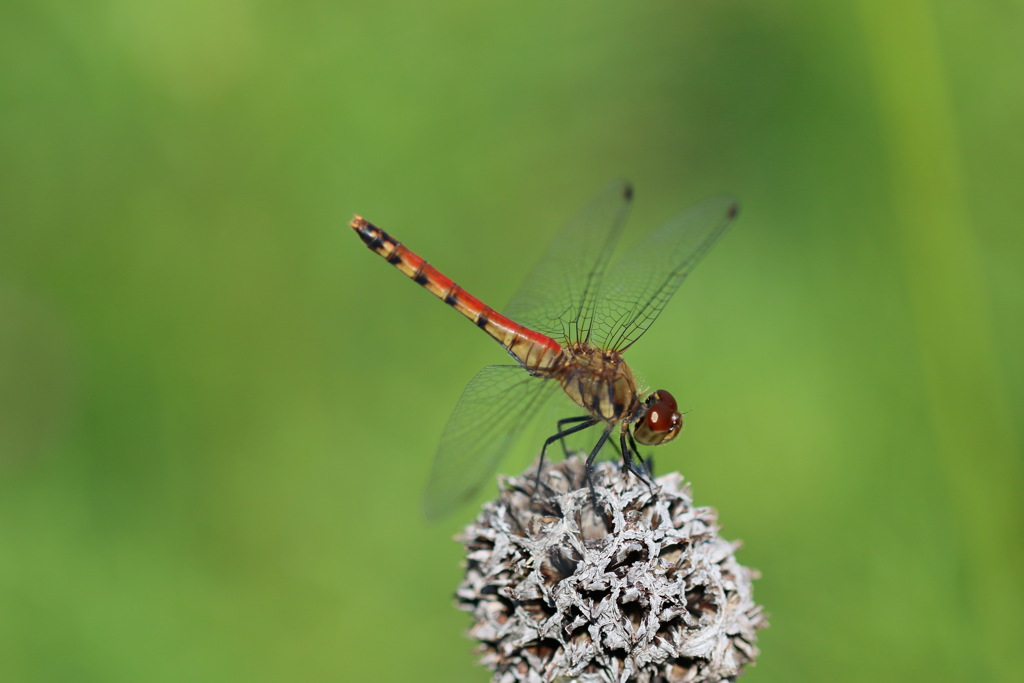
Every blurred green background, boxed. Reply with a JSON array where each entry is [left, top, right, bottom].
[[2, 1, 1022, 681]]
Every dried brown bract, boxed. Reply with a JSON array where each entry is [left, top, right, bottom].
[[457, 455, 766, 683]]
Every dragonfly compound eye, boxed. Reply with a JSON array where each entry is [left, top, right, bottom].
[[634, 390, 683, 446]]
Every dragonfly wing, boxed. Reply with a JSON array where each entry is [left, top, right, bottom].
[[591, 196, 739, 352], [423, 365, 559, 519], [503, 180, 634, 345]]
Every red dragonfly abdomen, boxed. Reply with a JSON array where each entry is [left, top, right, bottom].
[[351, 216, 562, 369]]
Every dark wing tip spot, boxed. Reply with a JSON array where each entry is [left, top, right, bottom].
[[623, 183, 635, 201], [726, 201, 740, 220]]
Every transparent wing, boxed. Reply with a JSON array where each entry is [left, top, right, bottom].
[[423, 365, 560, 519], [589, 196, 738, 352], [503, 180, 634, 345]]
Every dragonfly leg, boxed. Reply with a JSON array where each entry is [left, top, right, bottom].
[[627, 430, 654, 475], [555, 415, 594, 458], [534, 417, 599, 496], [622, 430, 656, 493], [582, 427, 615, 505]]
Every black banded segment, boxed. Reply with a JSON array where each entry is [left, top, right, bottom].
[[412, 262, 428, 284], [353, 218, 394, 253], [475, 310, 491, 329], [443, 287, 459, 306]]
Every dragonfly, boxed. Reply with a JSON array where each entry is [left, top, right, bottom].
[[350, 181, 738, 518]]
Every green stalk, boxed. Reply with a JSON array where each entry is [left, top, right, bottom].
[[859, 0, 1021, 676]]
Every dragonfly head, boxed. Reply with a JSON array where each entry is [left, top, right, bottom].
[[633, 390, 683, 446]]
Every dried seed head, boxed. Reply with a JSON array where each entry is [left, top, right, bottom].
[[456, 455, 766, 683]]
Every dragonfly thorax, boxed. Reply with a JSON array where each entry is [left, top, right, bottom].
[[554, 343, 642, 423]]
